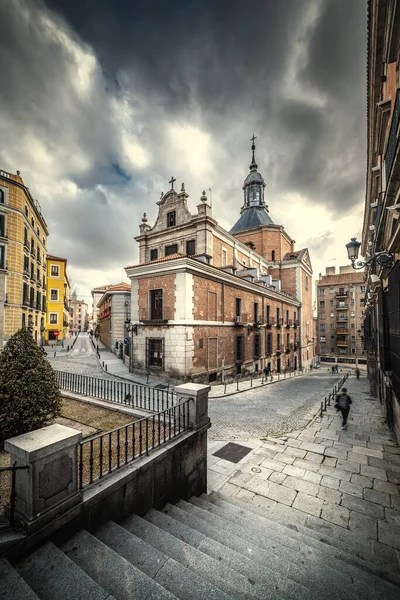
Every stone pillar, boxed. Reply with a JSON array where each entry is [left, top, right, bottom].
[[5, 424, 82, 533], [174, 383, 211, 430]]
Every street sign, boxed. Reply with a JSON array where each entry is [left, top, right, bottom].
[[54, 331, 59, 337], [124, 337, 129, 344]]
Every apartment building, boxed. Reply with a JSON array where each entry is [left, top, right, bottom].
[[70, 292, 88, 332], [316, 266, 366, 365], [363, 0, 400, 439], [97, 283, 131, 352], [125, 141, 314, 383], [0, 169, 48, 347], [45, 255, 70, 342]]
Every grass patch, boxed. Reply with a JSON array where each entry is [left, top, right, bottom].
[[0, 398, 143, 515], [1, 398, 184, 507]]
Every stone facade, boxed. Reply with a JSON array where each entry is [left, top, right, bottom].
[[97, 283, 131, 354], [363, 0, 400, 441], [316, 266, 365, 363], [70, 293, 88, 332], [0, 169, 48, 348]]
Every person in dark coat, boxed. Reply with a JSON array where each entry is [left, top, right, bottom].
[[335, 387, 352, 430]]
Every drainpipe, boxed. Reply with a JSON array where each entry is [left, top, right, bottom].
[[221, 282, 225, 383]]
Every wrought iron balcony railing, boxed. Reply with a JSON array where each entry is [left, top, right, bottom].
[[139, 306, 174, 322]]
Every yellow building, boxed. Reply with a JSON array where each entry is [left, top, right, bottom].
[[0, 169, 48, 347], [45, 255, 70, 342]]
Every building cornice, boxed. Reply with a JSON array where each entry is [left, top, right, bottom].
[[126, 256, 301, 306]]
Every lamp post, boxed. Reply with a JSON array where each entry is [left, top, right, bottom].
[[124, 319, 138, 373], [345, 238, 394, 271]]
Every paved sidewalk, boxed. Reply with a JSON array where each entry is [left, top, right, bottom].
[[92, 336, 337, 399], [207, 376, 400, 570]]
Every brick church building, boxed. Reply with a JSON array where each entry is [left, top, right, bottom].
[[126, 140, 314, 383]]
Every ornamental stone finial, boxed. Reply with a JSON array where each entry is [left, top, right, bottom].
[[142, 212, 148, 223]]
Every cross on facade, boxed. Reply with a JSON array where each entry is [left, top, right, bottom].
[[250, 134, 257, 145], [169, 176, 176, 189]]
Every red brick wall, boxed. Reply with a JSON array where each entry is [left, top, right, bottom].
[[138, 274, 176, 318]]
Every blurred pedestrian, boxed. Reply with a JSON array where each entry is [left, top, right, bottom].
[[334, 387, 352, 430], [355, 367, 360, 380]]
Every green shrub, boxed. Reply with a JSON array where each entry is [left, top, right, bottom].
[[0, 329, 61, 442]]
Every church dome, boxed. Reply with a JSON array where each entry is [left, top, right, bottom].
[[243, 169, 265, 186], [229, 135, 274, 234]]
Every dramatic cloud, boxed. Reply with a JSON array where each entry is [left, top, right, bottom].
[[0, 0, 367, 305]]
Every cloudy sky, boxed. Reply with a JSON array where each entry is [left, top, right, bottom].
[[0, 0, 367, 308]]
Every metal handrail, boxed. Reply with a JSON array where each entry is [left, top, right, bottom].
[[78, 400, 190, 488], [55, 370, 176, 411]]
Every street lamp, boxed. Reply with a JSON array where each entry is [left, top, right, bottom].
[[345, 237, 395, 271], [124, 319, 138, 373]]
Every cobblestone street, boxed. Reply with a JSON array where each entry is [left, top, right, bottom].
[[208, 373, 343, 440]]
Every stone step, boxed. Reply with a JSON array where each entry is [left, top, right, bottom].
[[0, 558, 40, 600], [210, 490, 400, 587], [0, 529, 27, 554], [183, 497, 367, 600], [15, 541, 115, 600], [124, 511, 259, 599], [158, 503, 290, 598], [198, 494, 400, 599], [161, 502, 308, 600], [97, 519, 232, 600], [60, 528, 177, 600], [171, 500, 323, 600]]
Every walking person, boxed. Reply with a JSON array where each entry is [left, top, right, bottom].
[[355, 367, 360, 380], [335, 387, 352, 430], [263, 365, 270, 380]]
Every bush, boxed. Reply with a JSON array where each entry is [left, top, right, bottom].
[[0, 329, 61, 442]]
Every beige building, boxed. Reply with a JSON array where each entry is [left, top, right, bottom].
[[0, 169, 48, 347], [316, 266, 366, 366], [97, 283, 131, 353], [70, 292, 88, 333]]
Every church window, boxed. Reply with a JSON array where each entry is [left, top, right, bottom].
[[150, 249, 158, 261], [167, 211, 176, 227], [165, 244, 178, 256], [186, 240, 196, 255], [271, 250, 275, 261]]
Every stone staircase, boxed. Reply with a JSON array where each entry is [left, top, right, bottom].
[[1, 490, 400, 600]]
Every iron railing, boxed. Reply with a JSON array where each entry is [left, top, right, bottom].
[[78, 400, 190, 488], [0, 463, 29, 525], [387, 261, 400, 401], [55, 370, 176, 411], [139, 306, 174, 322]]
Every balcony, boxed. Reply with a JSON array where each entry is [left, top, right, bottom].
[[336, 304, 348, 310], [337, 316, 348, 322], [337, 341, 349, 347], [36, 280, 41, 288], [286, 319, 293, 328], [139, 306, 174, 323], [385, 88, 400, 184], [276, 318, 283, 329], [22, 296, 29, 307], [266, 316, 276, 328], [293, 320, 299, 328], [336, 291, 348, 298], [336, 329, 348, 335]]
